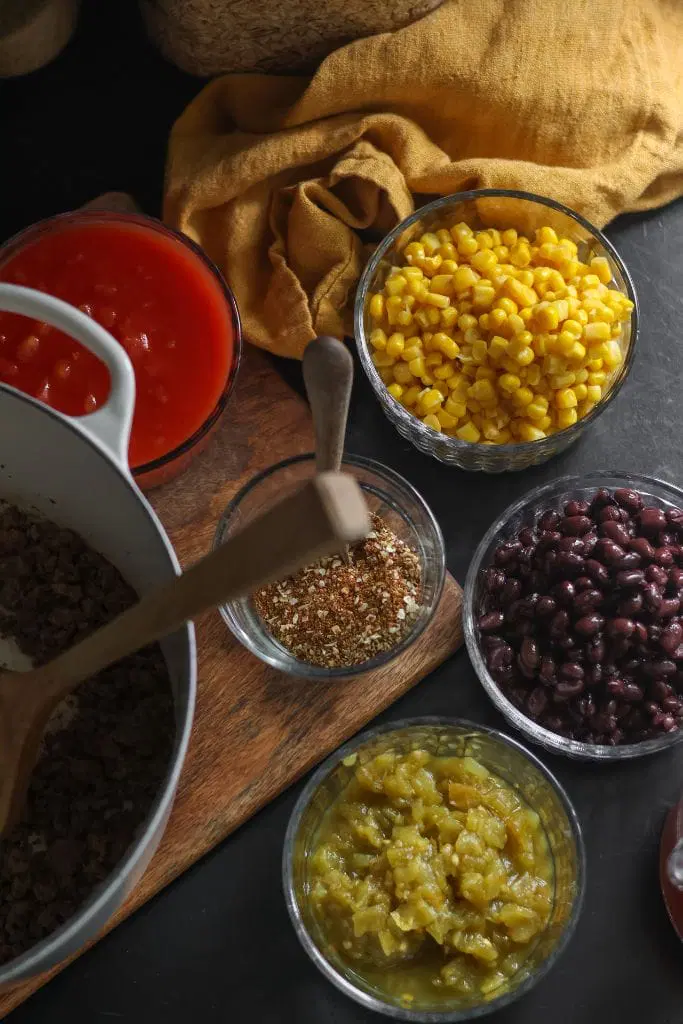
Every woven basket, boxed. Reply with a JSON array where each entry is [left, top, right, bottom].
[[140, 0, 444, 76]]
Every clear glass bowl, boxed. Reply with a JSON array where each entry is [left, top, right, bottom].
[[214, 454, 445, 679], [354, 190, 638, 473], [0, 210, 242, 491], [283, 717, 585, 1021], [464, 472, 683, 761]]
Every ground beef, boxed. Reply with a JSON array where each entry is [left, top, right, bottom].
[[0, 502, 174, 965]]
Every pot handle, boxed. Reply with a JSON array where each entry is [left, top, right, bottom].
[[0, 284, 135, 471]]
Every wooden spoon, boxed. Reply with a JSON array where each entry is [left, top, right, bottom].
[[302, 335, 354, 561], [0, 472, 369, 837]]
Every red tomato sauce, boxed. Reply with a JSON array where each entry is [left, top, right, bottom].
[[0, 218, 235, 469]]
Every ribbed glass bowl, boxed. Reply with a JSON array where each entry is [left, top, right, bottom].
[[214, 454, 445, 679], [283, 717, 585, 1021], [464, 473, 683, 760], [354, 190, 638, 472]]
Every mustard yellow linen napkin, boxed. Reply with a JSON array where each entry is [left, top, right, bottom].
[[164, 0, 683, 358]]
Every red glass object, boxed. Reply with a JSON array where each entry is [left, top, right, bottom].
[[660, 793, 683, 941], [0, 212, 241, 489]]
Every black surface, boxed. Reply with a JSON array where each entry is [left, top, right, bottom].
[[2, 3, 683, 1021]]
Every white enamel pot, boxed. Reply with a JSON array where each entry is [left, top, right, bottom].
[[0, 284, 196, 989]]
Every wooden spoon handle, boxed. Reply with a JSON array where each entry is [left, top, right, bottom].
[[28, 473, 369, 705], [302, 335, 353, 474]]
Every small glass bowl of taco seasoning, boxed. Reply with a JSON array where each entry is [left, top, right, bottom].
[[214, 454, 446, 679], [0, 211, 241, 489]]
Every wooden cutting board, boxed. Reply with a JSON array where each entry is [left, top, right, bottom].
[[0, 347, 464, 1017]]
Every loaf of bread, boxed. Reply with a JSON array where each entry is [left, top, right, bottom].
[[140, 0, 444, 76]]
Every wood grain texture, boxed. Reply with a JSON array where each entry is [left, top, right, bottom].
[[0, 347, 463, 1017]]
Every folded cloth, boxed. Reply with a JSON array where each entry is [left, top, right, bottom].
[[165, 0, 683, 358]]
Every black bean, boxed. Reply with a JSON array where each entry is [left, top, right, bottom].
[[593, 538, 626, 565], [615, 569, 645, 589], [646, 564, 668, 587], [564, 499, 590, 517], [549, 610, 569, 637], [623, 682, 644, 702], [584, 559, 610, 585], [582, 532, 598, 556], [642, 583, 663, 612], [643, 660, 677, 679], [614, 488, 643, 513], [665, 508, 683, 529], [656, 597, 680, 619], [658, 530, 677, 548], [487, 644, 513, 672], [629, 536, 655, 561], [573, 589, 603, 616], [539, 655, 557, 684], [536, 595, 557, 617], [527, 688, 548, 718], [560, 515, 592, 536], [634, 622, 648, 645], [538, 510, 561, 532], [574, 576, 594, 592], [500, 578, 522, 606], [660, 621, 683, 654], [600, 520, 631, 547], [617, 551, 642, 570], [639, 507, 667, 536], [607, 678, 625, 697], [558, 536, 585, 555], [585, 637, 606, 665], [479, 612, 504, 632], [536, 531, 561, 554], [590, 488, 614, 511], [552, 580, 576, 606], [518, 526, 535, 547], [520, 635, 540, 670], [662, 696, 682, 714], [556, 678, 585, 699], [669, 567, 683, 589], [483, 568, 507, 593], [606, 617, 636, 638], [556, 551, 585, 576], [655, 547, 674, 568], [575, 614, 605, 637], [598, 506, 622, 524], [494, 541, 522, 567]]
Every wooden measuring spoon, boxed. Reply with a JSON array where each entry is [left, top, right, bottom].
[[0, 472, 369, 836], [302, 335, 354, 561]]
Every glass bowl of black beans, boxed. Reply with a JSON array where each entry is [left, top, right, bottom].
[[464, 473, 683, 760]]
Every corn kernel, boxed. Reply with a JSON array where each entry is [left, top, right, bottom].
[[445, 397, 467, 418], [370, 328, 388, 351], [457, 313, 478, 331], [385, 333, 405, 358], [525, 363, 541, 386], [567, 341, 587, 362], [472, 339, 489, 364], [505, 278, 538, 308], [430, 275, 454, 296], [434, 363, 455, 380], [422, 413, 441, 431], [419, 232, 440, 255], [536, 226, 558, 245], [472, 284, 496, 309], [513, 346, 535, 366], [488, 308, 507, 330], [587, 370, 607, 386], [425, 352, 443, 367], [488, 335, 509, 360], [423, 291, 450, 309], [509, 244, 532, 267], [475, 365, 496, 381], [574, 383, 588, 401], [440, 259, 459, 275], [408, 356, 427, 377], [601, 340, 623, 368], [526, 397, 549, 420], [436, 408, 458, 429], [499, 373, 521, 393], [433, 332, 460, 359], [385, 275, 407, 297], [417, 388, 443, 415], [586, 357, 603, 371], [453, 266, 479, 291], [518, 423, 547, 441], [369, 294, 385, 320], [392, 362, 416, 385], [534, 304, 559, 331], [556, 388, 578, 409], [456, 421, 481, 443], [574, 368, 589, 383], [438, 243, 457, 262], [500, 228, 517, 246], [387, 382, 404, 401], [402, 344, 422, 363], [506, 313, 525, 335], [457, 236, 479, 256], [583, 321, 611, 342], [468, 379, 496, 403], [519, 306, 533, 324], [556, 407, 578, 429], [551, 372, 576, 389], [586, 384, 602, 403], [434, 379, 449, 397], [511, 386, 534, 407], [450, 221, 473, 240], [440, 306, 459, 330], [401, 385, 422, 408]]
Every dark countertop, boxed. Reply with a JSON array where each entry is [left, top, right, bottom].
[[2, 2, 683, 1020]]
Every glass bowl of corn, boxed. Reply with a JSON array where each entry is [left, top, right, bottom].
[[354, 190, 638, 472]]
